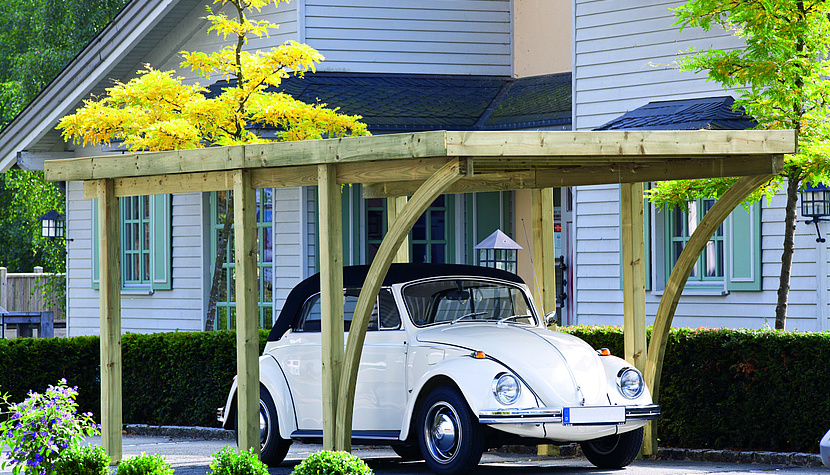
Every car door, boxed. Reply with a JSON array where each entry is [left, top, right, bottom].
[[282, 288, 407, 433]]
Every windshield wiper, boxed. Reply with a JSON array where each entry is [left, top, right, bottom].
[[452, 311, 487, 324], [497, 315, 531, 324]]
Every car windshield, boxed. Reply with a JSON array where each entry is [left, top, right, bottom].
[[403, 279, 537, 327]]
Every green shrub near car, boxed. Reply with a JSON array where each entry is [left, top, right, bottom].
[[0, 326, 826, 453]]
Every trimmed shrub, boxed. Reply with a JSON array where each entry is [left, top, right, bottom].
[[208, 446, 268, 475], [54, 445, 110, 475], [115, 453, 173, 475], [291, 451, 372, 475]]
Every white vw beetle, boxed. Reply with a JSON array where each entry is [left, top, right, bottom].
[[218, 264, 659, 474]]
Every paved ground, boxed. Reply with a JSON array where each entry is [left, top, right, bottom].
[[3, 433, 828, 475]]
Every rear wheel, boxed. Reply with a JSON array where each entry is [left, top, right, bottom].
[[417, 386, 484, 475], [234, 387, 291, 466], [580, 427, 643, 469]]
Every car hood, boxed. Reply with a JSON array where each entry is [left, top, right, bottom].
[[415, 323, 607, 407]]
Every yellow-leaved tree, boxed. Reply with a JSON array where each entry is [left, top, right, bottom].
[[58, 0, 369, 330]]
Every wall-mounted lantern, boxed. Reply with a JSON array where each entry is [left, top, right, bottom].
[[801, 182, 830, 243], [39, 210, 67, 241], [474, 229, 522, 273]]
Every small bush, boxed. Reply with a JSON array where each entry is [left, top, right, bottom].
[[54, 445, 110, 475], [291, 451, 372, 475], [115, 453, 173, 475], [208, 446, 267, 475]]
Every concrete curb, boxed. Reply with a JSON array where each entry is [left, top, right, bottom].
[[124, 425, 824, 468]]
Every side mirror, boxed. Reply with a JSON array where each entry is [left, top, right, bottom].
[[545, 311, 558, 327]]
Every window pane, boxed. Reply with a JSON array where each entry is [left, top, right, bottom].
[[412, 214, 427, 240], [431, 211, 445, 240], [431, 244, 445, 264], [412, 243, 427, 263]]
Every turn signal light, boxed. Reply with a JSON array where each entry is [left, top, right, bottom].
[[597, 348, 611, 356], [474, 351, 487, 359]]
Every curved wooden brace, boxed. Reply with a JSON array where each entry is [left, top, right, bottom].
[[642, 174, 774, 454], [333, 158, 467, 451]]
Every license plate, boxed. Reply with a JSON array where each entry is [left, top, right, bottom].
[[563, 406, 625, 425]]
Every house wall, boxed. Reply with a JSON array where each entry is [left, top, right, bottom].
[[65, 176, 206, 336], [514, 0, 571, 77], [572, 0, 827, 331]]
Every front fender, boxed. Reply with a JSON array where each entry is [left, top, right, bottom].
[[219, 354, 298, 440], [598, 355, 654, 406], [400, 355, 541, 439]]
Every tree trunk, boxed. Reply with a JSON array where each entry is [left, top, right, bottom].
[[204, 191, 233, 331], [775, 169, 801, 330]]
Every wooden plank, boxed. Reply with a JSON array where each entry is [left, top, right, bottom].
[[334, 158, 467, 451], [233, 170, 260, 456], [361, 155, 783, 198], [387, 196, 409, 263], [446, 130, 796, 157], [318, 164, 344, 451], [620, 183, 647, 372], [97, 179, 122, 463], [530, 189, 556, 318], [245, 131, 448, 168], [643, 174, 775, 455], [82, 171, 236, 198]]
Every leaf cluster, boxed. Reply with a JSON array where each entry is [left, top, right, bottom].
[[650, 0, 830, 207], [54, 445, 110, 475], [115, 453, 172, 475], [291, 451, 373, 475], [59, 0, 369, 152], [208, 446, 268, 475]]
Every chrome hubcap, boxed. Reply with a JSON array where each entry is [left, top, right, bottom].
[[425, 402, 461, 463], [259, 401, 270, 449]]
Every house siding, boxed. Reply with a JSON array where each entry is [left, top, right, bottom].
[[572, 0, 826, 330], [65, 177, 206, 336], [304, 0, 512, 75]]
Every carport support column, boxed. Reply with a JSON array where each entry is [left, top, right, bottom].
[[531, 188, 557, 321], [318, 164, 344, 451], [98, 178, 122, 463], [387, 196, 409, 263], [234, 170, 261, 456], [620, 182, 647, 373]]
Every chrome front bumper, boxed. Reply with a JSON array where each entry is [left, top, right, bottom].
[[478, 404, 660, 425]]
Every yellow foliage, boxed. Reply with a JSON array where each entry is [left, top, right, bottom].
[[58, 0, 368, 152]]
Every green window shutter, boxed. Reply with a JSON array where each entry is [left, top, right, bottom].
[[90, 195, 172, 290], [726, 202, 762, 291], [151, 194, 173, 290]]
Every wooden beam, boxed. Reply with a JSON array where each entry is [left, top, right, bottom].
[[334, 158, 467, 451], [83, 171, 236, 198], [620, 183, 647, 372], [531, 189, 557, 319], [362, 155, 784, 198], [446, 130, 796, 157], [233, 169, 260, 456], [387, 196, 409, 263], [642, 174, 775, 455], [97, 178, 122, 463], [318, 164, 344, 451]]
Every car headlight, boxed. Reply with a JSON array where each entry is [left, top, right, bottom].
[[492, 373, 521, 405], [617, 368, 644, 399]]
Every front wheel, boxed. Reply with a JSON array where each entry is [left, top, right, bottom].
[[234, 386, 291, 466], [417, 386, 484, 475], [580, 427, 643, 469]]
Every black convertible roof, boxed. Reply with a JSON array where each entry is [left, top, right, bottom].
[[267, 263, 524, 341]]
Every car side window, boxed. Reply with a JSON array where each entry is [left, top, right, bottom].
[[296, 288, 400, 332]]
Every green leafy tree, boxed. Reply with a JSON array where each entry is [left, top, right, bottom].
[[58, 0, 369, 330], [649, 0, 830, 329]]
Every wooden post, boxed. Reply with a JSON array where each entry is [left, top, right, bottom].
[[318, 164, 344, 451], [233, 170, 261, 456], [620, 182, 647, 373], [0, 267, 6, 310], [531, 188, 557, 320], [643, 174, 774, 455], [97, 179, 122, 463], [334, 158, 466, 451], [387, 196, 409, 263]]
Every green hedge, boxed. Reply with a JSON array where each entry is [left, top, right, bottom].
[[0, 330, 267, 427], [564, 325, 830, 453], [1, 326, 827, 453]]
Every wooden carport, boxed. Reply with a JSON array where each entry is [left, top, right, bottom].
[[44, 129, 795, 461]]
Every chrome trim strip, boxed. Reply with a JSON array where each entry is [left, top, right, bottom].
[[479, 404, 661, 424]]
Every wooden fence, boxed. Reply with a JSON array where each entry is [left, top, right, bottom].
[[0, 267, 65, 336]]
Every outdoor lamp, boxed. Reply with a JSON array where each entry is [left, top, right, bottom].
[[801, 182, 830, 243], [475, 229, 522, 273], [39, 210, 66, 240]]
